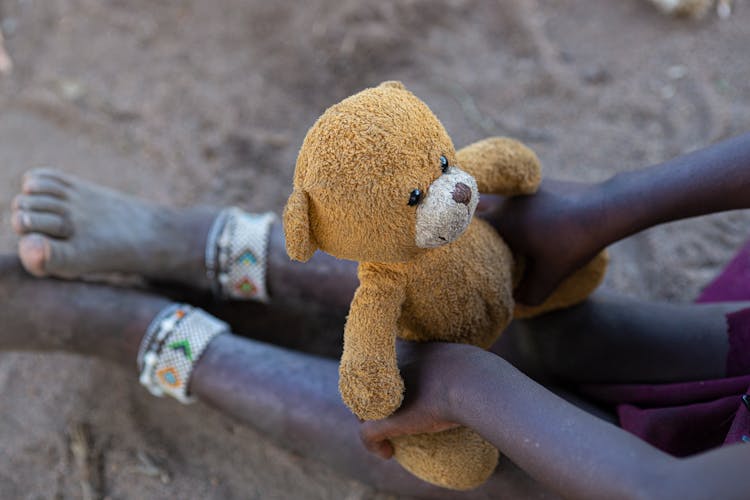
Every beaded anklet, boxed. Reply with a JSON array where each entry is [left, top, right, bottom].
[[138, 304, 229, 404], [205, 208, 277, 302]]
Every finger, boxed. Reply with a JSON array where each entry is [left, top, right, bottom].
[[359, 419, 411, 459], [513, 261, 560, 306], [369, 438, 394, 460], [361, 435, 394, 460]]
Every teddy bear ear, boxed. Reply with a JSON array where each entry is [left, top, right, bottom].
[[283, 189, 318, 262], [378, 80, 407, 91]]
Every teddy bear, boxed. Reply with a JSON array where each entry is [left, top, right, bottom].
[[648, 0, 729, 18], [283, 81, 608, 490]]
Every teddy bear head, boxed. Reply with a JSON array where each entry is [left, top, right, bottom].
[[284, 81, 479, 263]]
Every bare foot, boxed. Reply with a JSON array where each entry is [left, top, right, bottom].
[[10, 168, 359, 310], [11, 168, 217, 288], [0, 254, 168, 365]]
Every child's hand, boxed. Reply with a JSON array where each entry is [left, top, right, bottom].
[[480, 131, 750, 307], [359, 341, 484, 459], [478, 179, 606, 306]]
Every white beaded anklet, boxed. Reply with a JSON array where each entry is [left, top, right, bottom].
[[205, 208, 277, 302], [138, 304, 229, 404]]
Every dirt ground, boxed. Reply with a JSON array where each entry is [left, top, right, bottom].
[[0, 0, 749, 498]]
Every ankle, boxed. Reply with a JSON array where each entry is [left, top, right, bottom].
[[147, 206, 219, 290], [204, 208, 277, 302]]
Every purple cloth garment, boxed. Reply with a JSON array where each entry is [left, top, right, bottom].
[[581, 238, 750, 457], [696, 238, 750, 304]]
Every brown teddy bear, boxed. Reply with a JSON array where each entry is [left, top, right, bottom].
[[283, 81, 607, 490], [648, 0, 730, 18]]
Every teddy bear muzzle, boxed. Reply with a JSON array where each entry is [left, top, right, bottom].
[[415, 167, 479, 248]]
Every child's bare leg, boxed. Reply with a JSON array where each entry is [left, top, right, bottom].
[[0, 255, 546, 498], [10, 169, 357, 312], [0, 255, 170, 364], [503, 290, 749, 384]]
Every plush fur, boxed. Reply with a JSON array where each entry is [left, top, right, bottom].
[[284, 81, 607, 490], [648, 0, 714, 17]]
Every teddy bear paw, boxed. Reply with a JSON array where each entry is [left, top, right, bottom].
[[339, 361, 404, 420]]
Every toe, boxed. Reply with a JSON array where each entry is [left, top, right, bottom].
[[11, 210, 74, 238], [24, 168, 74, 187], [22, 173, 69, 198], [12, 194, 69, 215], [18, 234, 74, 278], [18, 234, 52, 277]]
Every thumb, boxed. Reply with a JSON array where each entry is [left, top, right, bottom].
[[359, 416, 413, 460], [513, 260, 561, 306]]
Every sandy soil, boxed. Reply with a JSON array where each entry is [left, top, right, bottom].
[[0, 0, 749, 498]]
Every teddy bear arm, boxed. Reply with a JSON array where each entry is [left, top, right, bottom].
[[339, 276, 406, 421], [457, 137, 541, 196]]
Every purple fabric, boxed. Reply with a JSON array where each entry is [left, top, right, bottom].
[[582, 376, 750, 457], [580, 238, 750, 457], [726, 308, 750, 376], [696, 238, 750, 303]]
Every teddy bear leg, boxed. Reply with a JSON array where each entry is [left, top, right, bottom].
[[391, 427, 499, 490], [339, 356, 404, 420], [456, 137, 542, 196], [514, 250, 609, 319], [338, 277, 407, 420]]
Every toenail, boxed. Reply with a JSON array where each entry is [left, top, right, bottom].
[[22, 212, 31, 228]]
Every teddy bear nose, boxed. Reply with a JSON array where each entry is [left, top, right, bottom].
[[452, 182, 472, 205]]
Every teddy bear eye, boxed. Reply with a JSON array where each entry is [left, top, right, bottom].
[[407, 189, 422, 206], [440, 155, 449, 173]]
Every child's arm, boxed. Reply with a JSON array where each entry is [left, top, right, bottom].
[[598, 131, 750, 247], [360, 342, 750, 499], [483, 132, 750, 305]]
